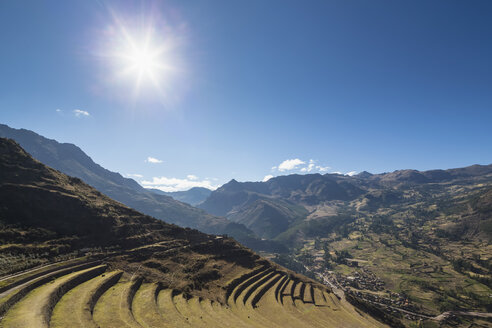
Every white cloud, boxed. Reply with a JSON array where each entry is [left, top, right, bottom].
[[125, 173, 143, 178], [262, 175, 274, 182], [73, 109, 90, 117], [273, 158, 332, 175], [278, 159, 305, 172], [316, 165, 330, 172], [301, 159, 315, 172], [346, 171, 358, 176], [187, 174, 198, 180], [56, 109, 62, 113], [331, 171, 343, 175], [146, 156, 163, 164], [141, 176, 218, 192]]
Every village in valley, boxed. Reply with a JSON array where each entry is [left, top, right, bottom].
[[269, 237, 436, 323]]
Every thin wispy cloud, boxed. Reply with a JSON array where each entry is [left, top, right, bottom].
[[346, 171, 358, 176], [73, 109, 90, 117], [146, 156, 163, 164], [187, 174, 198, 180], [141, 175, 218, 192], [56, 109, 62, 113], [125, 173, 144, 178]]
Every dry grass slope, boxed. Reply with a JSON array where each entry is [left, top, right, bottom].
[[0, 262, 387, 328]]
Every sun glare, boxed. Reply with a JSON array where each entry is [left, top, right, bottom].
[[114, 27, 172, 94], [130, 49, 154, 72], [98, 8, 185, 102], [119, 35, 168, 88]]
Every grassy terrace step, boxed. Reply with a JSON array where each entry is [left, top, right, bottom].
[[132, 283, 170, 328], [201, 299, 252, 328], [254, 275, 309, 328], [313, 288, 328, 307], [324, 291, 339, 309], [279, 287, 356, 328], [294, 289, 386, 328], [288, 280, 298, 304], [299, 283, 307, 302], [274, 275, 289, 303], [156, 289, 191, 326], [0, 257, 88, 294], [193, 296, 257, 328], [0, 260, 103, 318], [304, 284, 315, 304], [224, 266, 266, 304], [173, 293, 213, 327], [241, 272, 279, 308], [294, 293, 383, 328], [0, 264, 107, 328], [280, 279, 294, 305], [50, 270, 123, 328], [246, 273, 310, 328], [92, 276, 143, 328], [240, 271, 277, 305], [230, 268, 273, 304], [251, 273, 284, 308], [185, 297, 222, 327], [292, 281, 303, 301], [228, 300, 278, 328], [226, 272, 280, 328], [173, 293, 253, 328]]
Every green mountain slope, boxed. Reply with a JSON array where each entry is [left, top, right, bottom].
[[228, 198, 308, 239]]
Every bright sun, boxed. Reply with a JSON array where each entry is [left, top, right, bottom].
[[121, 40, 164, 85], [100, 10, 182, 100], [129, 49, 155, 72], [116, 31, 172, 93]]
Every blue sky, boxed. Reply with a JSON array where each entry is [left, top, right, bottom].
[[1, 1, 491, 191]]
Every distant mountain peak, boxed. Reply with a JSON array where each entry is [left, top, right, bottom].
[[148, 186, 212, 206], [356, 171, 373, 178]]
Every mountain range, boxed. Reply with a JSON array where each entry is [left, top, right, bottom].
[[198, 163, 492, 323], [0, 124, 285, 252], [0, 137, 388, 328], [148, 187, 212, 206], [199, 166, 492, 240]]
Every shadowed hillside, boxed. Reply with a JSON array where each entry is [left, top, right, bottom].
[[0, 137, 387, 328], [0, 124, 232, 235], [0, 124, 286, 252]]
